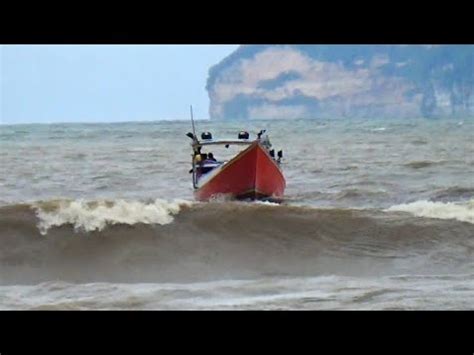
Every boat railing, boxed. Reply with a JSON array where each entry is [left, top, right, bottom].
[[192, 139, 253, 148], [199, 162, 223, 168]]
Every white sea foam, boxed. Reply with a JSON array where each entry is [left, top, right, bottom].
[[386, 199, 474, 224], [2, 274, 474, 310], [34, 199, 193, 235], [252, 200, 280, 206]]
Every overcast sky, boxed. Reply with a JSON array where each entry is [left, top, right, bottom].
[[0, 45, 239, 124]]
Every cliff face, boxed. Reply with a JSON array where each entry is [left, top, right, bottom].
[[206, 45, 474, 120]]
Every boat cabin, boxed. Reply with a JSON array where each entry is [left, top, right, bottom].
[[187, 130, 282, 189]]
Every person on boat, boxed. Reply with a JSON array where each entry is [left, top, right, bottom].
[[193, 152, 207, 177], [194, 153, 202, 164], [202, 154, 218, 166], [199, 153, 219, 174], [208, 152, 217, 162]]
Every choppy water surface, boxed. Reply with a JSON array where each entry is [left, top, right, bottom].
[[1, 118, 473, 309]]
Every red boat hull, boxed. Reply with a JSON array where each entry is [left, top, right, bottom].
[[194, 142, 286, 201]]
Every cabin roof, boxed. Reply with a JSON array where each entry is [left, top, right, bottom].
[[193, 139, 254, 147]]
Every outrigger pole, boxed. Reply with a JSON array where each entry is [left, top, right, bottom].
[[190, 105, 197, 141], [188, 105, 199, 189]]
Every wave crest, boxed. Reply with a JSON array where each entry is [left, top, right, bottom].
[[1, 200, 473, 284], [33, 199, 194, 235], [386, 199, 474, 224]]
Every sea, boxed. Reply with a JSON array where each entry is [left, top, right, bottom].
[[0, 117, 473, 310]]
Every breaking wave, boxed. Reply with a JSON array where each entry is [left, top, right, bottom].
[[386, 199, 474, 224], [32, 199, 193, 235], [1, 199, 473, 285]]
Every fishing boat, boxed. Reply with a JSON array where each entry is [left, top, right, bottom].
[[186, 108, 286, 202]]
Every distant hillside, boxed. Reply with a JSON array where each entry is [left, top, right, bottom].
[[206, 45, 474, 120]]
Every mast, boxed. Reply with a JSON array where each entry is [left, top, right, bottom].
[[189, 105, 198, 189], [190, 105, 197, 142]]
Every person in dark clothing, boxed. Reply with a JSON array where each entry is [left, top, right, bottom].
[[199, 152, 218, 174], [208, 152, 217, 162]]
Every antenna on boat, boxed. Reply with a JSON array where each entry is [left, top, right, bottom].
[[188, 105, 199, 189], [190, 105, 197, 140], [186, 105, 200, 148]]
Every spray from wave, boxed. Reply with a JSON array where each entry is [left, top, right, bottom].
[[386, 199, 474, 224], [33, 198, 194, 235]]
